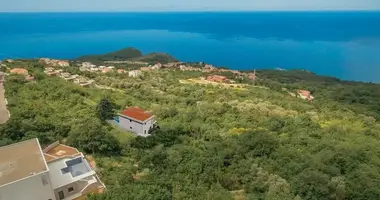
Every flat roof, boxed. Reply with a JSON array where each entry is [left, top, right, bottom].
[[44, 144, 80, 162], [0, 138, 48, 186], [48, 155, 95, 189]]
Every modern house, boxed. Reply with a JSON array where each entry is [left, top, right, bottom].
[[45, 67, 59, 76], [43, 142, 105, 200], [128, 70, 142, 78], [40, 59, 70, 67], [60, 73, 79, 81], [117, 107, 155, 137], [0, 139, 105, 200], [73, 77, 95, 88], [298, 90, 314, 101], [0, 139, 55, 200], [151, 63, 162, 70]]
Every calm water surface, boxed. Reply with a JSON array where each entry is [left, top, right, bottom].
[[1, 12, 380, 82]]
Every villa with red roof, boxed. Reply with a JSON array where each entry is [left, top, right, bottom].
[[117, 107, 155, 137], [298, 90, 314, 101]]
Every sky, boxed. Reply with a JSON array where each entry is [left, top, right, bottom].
[[1, 0, 380, 12]]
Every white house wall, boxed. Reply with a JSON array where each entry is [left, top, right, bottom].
[[0, 172, 56, 200], [47, 157, 96, 189], [119, 116, 153, 136]]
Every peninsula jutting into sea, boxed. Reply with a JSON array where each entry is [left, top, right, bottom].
[[1, 11, 380, 82]]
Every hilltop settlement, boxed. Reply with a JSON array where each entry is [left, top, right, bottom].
[[1, 47, 380, 200]]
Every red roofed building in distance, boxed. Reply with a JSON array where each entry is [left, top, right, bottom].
[[117, 69, 127, 74], [102, 67, 113, 73], [248, 70, 256, 80], [117, 107, 155, 137], [207, 75, 230, 83], [298, 90, 314, 101]]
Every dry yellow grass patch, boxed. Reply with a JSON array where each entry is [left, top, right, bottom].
[[133, 168, 149, 181], [180, 78, 248, 90]]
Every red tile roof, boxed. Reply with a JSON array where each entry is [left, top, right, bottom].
[[121, 107, 153, 121], [298, 90, 311, 96], [248, 73, 256, 80], [207, 75, 229, 83], [102, 67, 113, 73], [10, 68, 28, 76]]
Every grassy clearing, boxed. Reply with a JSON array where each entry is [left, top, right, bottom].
[[180, 78, 248, 90]]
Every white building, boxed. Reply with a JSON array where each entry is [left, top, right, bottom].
[[57, 61, 70, 67], [0, 139, 55, 200], [151, 63, 162, 70], [0, 139, 105, 200], [128, 70, 142, 78], [117, 107, 155, 137]]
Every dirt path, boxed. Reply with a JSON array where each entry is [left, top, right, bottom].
[[0, 82, 10, 124]]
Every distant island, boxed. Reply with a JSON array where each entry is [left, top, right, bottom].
[[76, 47, 178, 64]]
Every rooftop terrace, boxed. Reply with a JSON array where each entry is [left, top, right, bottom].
[[43, 142, 80, 162], [0, 139, 47, 186]]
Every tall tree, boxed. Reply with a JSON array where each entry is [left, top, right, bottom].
[[68, 118, 121, 155], [96, 98, 116, 121]]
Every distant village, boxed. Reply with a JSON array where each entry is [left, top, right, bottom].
[[1, 57, 315, 102]]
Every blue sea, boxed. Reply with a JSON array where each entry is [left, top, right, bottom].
[[1, 12, 380, 82]]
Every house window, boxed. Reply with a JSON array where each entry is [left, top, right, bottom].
[[68, 187, 74, 192], [58, 191, 64, 200], [130, 119, 132, 122], [130, 127, 132, 129], [144, 130, 146, 134]]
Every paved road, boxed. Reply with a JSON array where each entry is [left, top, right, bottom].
[[0, 81, 10, 124]]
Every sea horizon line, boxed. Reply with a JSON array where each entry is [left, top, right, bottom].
[[1, 9, 380, 14]]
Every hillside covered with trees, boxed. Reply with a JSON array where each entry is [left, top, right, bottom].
[[76, 47, 178, 64], [2, 60, 380, 200]]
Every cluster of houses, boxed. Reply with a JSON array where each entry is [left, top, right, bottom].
[[44, 67, 95, 88], [9, 68, 34, 81], [0, 138, 105, 200], [40, 58, 70, 67], [104, 60, 148, 65], [79, 62, 116, 73], [140, 62, 204, 72], [204, 70, 256, 84], [141, 62, 257, 81], [78, 62, 144, 78]]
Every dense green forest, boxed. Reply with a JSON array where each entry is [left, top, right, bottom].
[[2, 60, 380, 200]]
